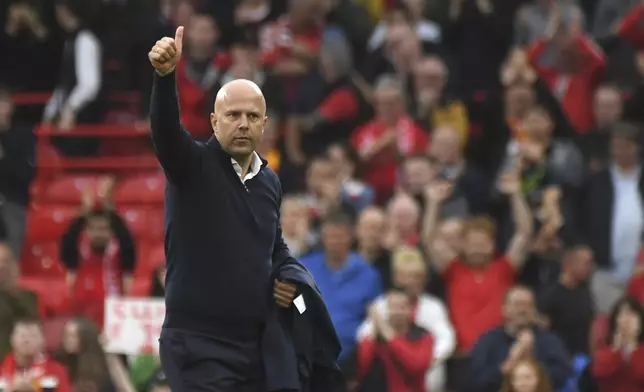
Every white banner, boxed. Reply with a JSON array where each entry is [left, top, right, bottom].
[[103, 297, 164, 355]]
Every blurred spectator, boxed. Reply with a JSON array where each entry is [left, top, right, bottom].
[[60, 178, 136, 327], [499, 358, 555, 392], [175, 12, 227, 141], [0, 317, 71, 392], [579, 123, 643, 313], [400, 154, 438, 210], [469, 285, 570, 392], [591, 296, 644, 392], [345, 287, 434, 392], [357, 247, 455, 391], [355, 206, 392, 287], [616, 3, 644, 50], [149, 264, 165, 298], [44, 0, 103, 156], [526, 7, 606, 134], [538, 245, 595, 356], [411, 56, 469, 141], [55, 317, 133, 392], [515, 0, 584, 46], [301, 213, 382, 358], [327, 143, 376, 214], [383, 193, 421, 249], [280, 195, 315, 257], [257, 114, 281, 173], [0, 86, 35, 257], [352, 74, 428, 203], [0, 243, 40, 359], [592, 0, 638, 39]]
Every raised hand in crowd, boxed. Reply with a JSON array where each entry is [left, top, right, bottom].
[[369, 303, 395, 341], [544, 6, 563, 41], [501, 329, 535, 374], [497, 171, 522, 195], [148, 26, 184, 76], [424, 180, 453, 203], [614, 311, 641, 352]]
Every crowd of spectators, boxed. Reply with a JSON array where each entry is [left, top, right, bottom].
[[3, 0, 644, 391]]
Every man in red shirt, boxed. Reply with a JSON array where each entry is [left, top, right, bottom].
[[0, 318, 71, 392], [347, 288, 433, 392], [352, 74, 428, 203], [421, 172, 533, 391]]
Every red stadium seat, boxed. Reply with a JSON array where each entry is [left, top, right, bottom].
[[114, 172, 165, 204], [44, 175, 102, 204], [129, 275, 152, 297], [20, 242, 66, 278], [25, 205, 79, 242], [135, 242, 165, 278], [119, 208, 164, 241], [43, 317, 71, 352]]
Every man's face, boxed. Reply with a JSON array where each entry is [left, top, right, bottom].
[[503, 288, 535, 328], [504, 84, 535, 117], [387, 291, 412, 329], [594, 88, 623, 128], [86, 216, 112, 250], [374, 87, 403, 123], [212, 86, 266, 159], [186, 15, 218, 52], [413, 59, 445, 93], [356, 210, 386, 251], [322, 223, 352, 258], [11, 324, 43, 358], [611, 136, 639, 167], [306, 160, 335, 194], [0, 244, 16, 287], [0, 95, 13, 125], [387, 198, 418, 234], [463, 229, 494, 267], [523, 111, 552, 142], [402, 158, 434, 194], [327, 145, 353, 179], [568, 248, 594, 282], [393, 266, 426, 296], [281, 202, 309, 236], [430, 127, 461, 166]]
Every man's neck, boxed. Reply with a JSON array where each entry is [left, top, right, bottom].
[[559, 272, 578, 289], [14, 353, 35, 368], [325, 254, 348, 270]]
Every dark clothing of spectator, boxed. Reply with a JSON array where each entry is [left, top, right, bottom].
[[468, 326, 571, 392], [539, 281, 595, 355]]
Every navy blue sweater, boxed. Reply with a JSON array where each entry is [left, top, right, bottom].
[[150, 72, 294, 334]]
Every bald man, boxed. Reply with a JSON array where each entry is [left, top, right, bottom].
[[148, 28, 342, 392]]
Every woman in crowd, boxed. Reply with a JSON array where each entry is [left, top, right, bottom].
[[499, 358, 554, 392], [591, 297, 644, 392], [55, 318, 134, 392]]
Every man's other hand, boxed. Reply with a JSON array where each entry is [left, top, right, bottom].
[[149, 26, 184, 76], [274, 280, 297, 308]]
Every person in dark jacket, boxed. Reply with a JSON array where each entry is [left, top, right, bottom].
[[468, 285, 571, 392], [149, 26, 340, 391]]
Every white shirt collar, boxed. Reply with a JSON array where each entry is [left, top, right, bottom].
[[231, 152, 262, 183]]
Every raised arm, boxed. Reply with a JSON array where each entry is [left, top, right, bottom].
[[498, 171, 533, 270], [148, 26, 199, 184], [421, 181, 457, 273]]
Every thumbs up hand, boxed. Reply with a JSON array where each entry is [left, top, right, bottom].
[[149, 26, 184, 76]]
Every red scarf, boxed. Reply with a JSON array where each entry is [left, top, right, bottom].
[[77, 234, 121, 299], [1, 353, 48, 392]]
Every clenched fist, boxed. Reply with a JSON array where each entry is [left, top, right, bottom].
[[149, 26, 184, 76]]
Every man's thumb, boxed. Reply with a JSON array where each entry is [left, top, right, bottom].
[[175, 26, 184, 53]]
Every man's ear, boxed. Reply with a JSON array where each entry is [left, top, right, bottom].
[[210, 113, 217, 135]]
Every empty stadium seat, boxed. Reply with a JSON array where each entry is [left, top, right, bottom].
[[114, 172, 165, 204], [44, 175, 102, 204], [20, 242, 66, 278], [134, 242, 165, 278], [129, 275, 152, 297], [25, 205, 79, 242], [119, 207, 164, 241], [43, 317, 71, 352]]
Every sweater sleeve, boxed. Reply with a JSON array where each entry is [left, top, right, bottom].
[[149, 71, 200, 184], [468, 333, 504, 392], [538, 333, 571, 390], [387, 334, 433, 376], [592, 347, 624, 379]]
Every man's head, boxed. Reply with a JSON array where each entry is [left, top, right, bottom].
[[356, 207, 386, 252], [186, 13, 219, 56], [0, 242, 18, 288], [280, 196, 309, 237], [392, 247, 427, 297], [11, 318, 44, 359], [321, 213, 353, 262], [413, 56, 447, 94], [306, 156, 336, 195], [461, 216, 496, 267], [386, 287, 414, 330], [522, 106, 553, 144], [561, 245, 594, 283], [504, 82, 535, 119], [430, 126, 462, 166], [386, 193, 420, 236], [327, 143, 358, 181], [85, 210, 113, 252], [594, 85, 623, 129], [610, 122, 640, 168], [401, 155, 436, 195], [437, 218, 464, 253], [374, 74, 405, 124], [229, 41, 260, 79], [0, 86, 13, 129], [211, 79, 267, 161], [54, 0, 82, 32], [503, 286, 536, 330]]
